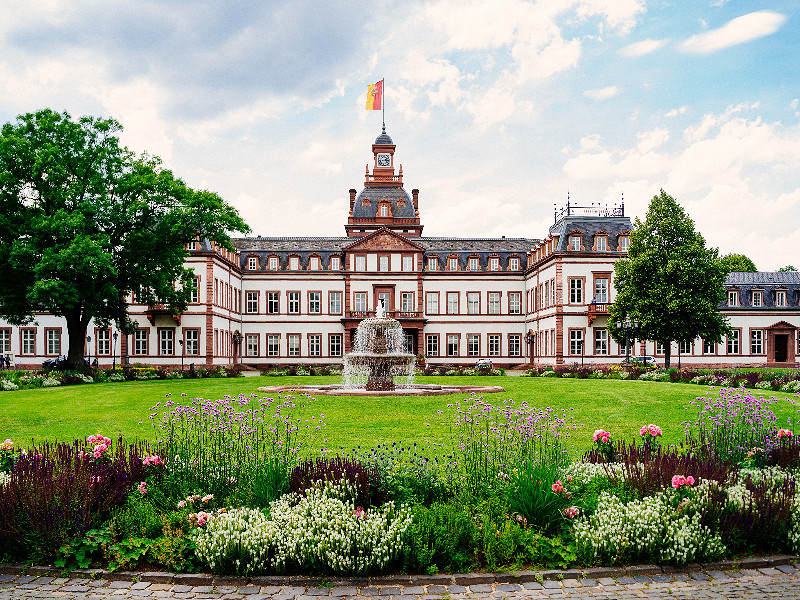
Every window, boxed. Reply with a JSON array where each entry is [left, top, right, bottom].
[[468, 334, 480, 356], [489, 257, 500, 271], [401, 292, 414, 312], [246, 291, 259, 314], [426, 292, 439, 314], [355, 256, 366, 271], [727, 330, 740, 354], [329, 334, 342, 357], [308, 292, 321, 314], [379, 255, 389, 271], [330, 256, 340, 270], [267, 292, 279, 314], [594, 329, 608, 355], [426, 334, 439, 356], [619, 236, 630, 251], [309, 256, 320, 270], [44, 329, 60, 355], [467, 292, 480, 314], [703, 340, 716, 354], [188, 277, 200, 303], [427, 257, 438, 271], [134, 329, 148, 355], [751, 330, 764, 354], [21, 329, 35, 355], [403, 333, 414, 354], [309, 334, 321, 357], [246, 334, 259, 357], [329, 291, 342, 314], [354, 292, 367, 312], [268, 334, 280, 357], [377, 292, 391, 312], [595, 235, 607, 251], [469, 257, 480, 271], [269, 256, 279, 270], [569, 330, 583, 355], [288, 334, 300, 357], [289, 256, 300, 270], [509, 334, 521, 357], [488, 292, 501, 315], [447, 292, 459, 314], [448, 257, 458, 271], [679, 340, 693, 355], [402, 255, 413, 271], [776, 290, 787, 307], [728, 290, 739, 306], [569, 235, 581, 251], [288, 292, 300, 314], [159, 329, 174, 356], [248, 256, 258, 270], [509, 292, 521, 314], [594, 278, 609, 304], [0, 329, 9, 353], [380, 204, 389, 217], [488, 334, 501, 356], [97, 329, 110, 355], [752, 291, 763, 307], [188, 240, 198, 250], [509, 257, 520, 270], [570, 278, 583, 304], [447, 334, 459, 357], [185, 329, 199, 355]]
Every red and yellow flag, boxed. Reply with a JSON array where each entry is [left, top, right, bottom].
[[366, 80, 383, 110]]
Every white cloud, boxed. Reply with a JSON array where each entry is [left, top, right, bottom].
[[637, 128, 670, 153], [619, 38, 668, 57], [681, 11, 787, 54], [665, 106, 688, 117], [583, 86, 619, 100]]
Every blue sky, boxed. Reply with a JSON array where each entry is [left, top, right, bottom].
[[0, 1, 798, 269]]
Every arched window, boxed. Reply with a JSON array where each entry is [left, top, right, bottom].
[[380, 204, 389, 217]]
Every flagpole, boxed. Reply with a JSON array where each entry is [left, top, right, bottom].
[[382, 78, 385, 131]]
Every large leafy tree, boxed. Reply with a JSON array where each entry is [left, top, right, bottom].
[[0, 109, 250, 369], [608, 190, 729, 369], [720, 253, 757, 273]]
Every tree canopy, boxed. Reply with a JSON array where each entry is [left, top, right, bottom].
[[0, 109, 250, 368], [779, 265, 798, 272], [608, 190, 729, 369], [720, 253, 757, 273]]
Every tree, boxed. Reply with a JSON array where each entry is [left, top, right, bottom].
[[608, 190, 729, 369], [720, 253, 756, 273], [779, 265, 798, 272], [0, 109, 250, 369]]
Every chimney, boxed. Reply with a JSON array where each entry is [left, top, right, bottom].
[[412, 188, 419, 209], [349, 189, 357, 210]]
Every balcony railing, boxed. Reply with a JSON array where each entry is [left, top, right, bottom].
[[345, 310, 422, 319], [588, 302, 610, 325]]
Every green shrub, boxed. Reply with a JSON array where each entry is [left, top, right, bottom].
[[507, 461, 567, 533], [402, 501, 475, 573]]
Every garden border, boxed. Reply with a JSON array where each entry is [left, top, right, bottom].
[[0, 555, 796, 587]]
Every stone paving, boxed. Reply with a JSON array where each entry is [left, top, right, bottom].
[[1, 562, 799, 600]]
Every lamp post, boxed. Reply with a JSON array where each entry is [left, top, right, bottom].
[[86, 335, 91, 364], [616, 317, 640, 363], [178, 338, 184, 371], [232, 330, 242, 365], [525, 330, 534, 362], [112, 331, 118, 371]]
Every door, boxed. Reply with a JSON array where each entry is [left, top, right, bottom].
[[775, 334, 788, 362]]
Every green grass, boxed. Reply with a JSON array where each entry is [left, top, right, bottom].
[[2, 375, 799, 455]]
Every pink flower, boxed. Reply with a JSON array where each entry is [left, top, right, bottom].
[[562, 506, 580, 518], [593, 429, 611, 443], [202, 494, 214, 503], [353, 506, 365, 519], [778, 429, 794, 439], [194, 511, 213, 527], [93, 450, 102, 459], [177, 500, 187, 508], [137, 481, 147, 495], [672, 474, 695, 489], [0, 439, 12, 451], [551, 480, 564, 494]]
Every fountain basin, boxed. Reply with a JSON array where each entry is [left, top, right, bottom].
[[257, 383, 505, 396]]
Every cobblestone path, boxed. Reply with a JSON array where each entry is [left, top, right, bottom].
[[1, 566, 799, 600]]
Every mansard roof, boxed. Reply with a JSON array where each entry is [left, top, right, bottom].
[[726, 271, 800, 286], [549, 215, 632, 251], [233, 237, 349, 252], [419, 237, 535, 253], [233, 235, 535, 254], [352, 186, 415, 219]]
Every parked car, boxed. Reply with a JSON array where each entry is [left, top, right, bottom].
[[42, 355, 90, 371], [475, 358, 493, 370], [623, 355, 658, 369]]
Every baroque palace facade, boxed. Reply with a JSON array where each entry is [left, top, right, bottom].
[[3, 130, 800, 369]]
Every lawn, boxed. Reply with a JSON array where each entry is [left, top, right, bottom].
[[3, 375, 799, 455]]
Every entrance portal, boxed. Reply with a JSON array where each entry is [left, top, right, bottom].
[[775, 334, 789, 363]]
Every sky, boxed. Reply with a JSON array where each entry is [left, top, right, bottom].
[[0, 0, 798, 270]]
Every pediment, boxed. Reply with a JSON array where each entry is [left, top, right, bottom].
[[343, 227, 425, 252], [767, 320, 798, 331]]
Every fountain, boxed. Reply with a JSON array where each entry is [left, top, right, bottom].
[[257, 300, 504, 396]]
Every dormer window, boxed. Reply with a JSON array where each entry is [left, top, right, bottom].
[[428, 257, 438, 271], [289, 256, 300, 270], [448, 257, 458, 271], [330, 256, 340, 270], [309, 256, 320, 270], [776, 290, 787, 307], [619, 235, 630, 251], [247, 256, 258, 270], [489, 257, 500, 271], [362, 198, 371, 206], [752, 290, 763, 307], [269, 256, 279, 270], [728, 290, 738, 306], [468, 257, 480, 271], [188, 240, 198, 250], [380, 204, 389, 217], [509, 257, 520, 270], [569, 235, 581, 251], [595, 235, 607, 251]]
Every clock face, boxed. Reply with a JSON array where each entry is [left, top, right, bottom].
[[377, 153, 391, 167]]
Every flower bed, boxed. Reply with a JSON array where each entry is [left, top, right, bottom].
[[2, 389, 800, 575]]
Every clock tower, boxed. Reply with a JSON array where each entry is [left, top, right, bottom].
[[345, 127, 423, 237]]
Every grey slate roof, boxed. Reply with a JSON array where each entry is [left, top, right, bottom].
[[419, 238, 535, 253], [233, 237, 350, 252], [726, 271, 800, 285], [549, 215, 632, 251], [352, 187, 416, 219]]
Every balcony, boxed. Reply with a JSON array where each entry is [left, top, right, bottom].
[[344, 310, 423, 320], [588, 302, 611, 325], [146, 304, 182, 326]]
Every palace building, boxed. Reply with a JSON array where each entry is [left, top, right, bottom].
[[2, 129, 799, 369]]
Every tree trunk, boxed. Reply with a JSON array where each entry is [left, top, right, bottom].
[[64, 310, 90, 372], [663, 341, 671, 370]]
